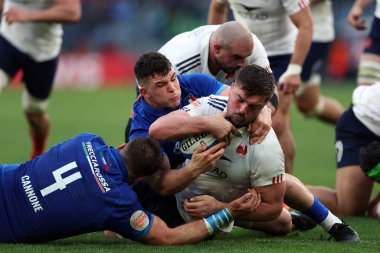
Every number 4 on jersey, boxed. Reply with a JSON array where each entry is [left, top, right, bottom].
[[40, 162, 82, 197]]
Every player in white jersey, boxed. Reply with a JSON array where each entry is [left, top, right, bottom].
[[295, 0, 344, 124], [348, 0, 380, 85], [125, 22, 273, 146], [208, 0, 313, 174], [150, 64, 359, 242], [309, 83, 380, 216], [159, 21, 270, 86], [0, 0, 81, 159]]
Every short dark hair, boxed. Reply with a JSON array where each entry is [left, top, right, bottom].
[[125, 137, 163, 177], [235, 64, 275, 101], [134, 52, 172, 87]]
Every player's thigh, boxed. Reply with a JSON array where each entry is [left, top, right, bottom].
[[0, 35, 22, 78], [336, 165, 373, 216], [22, 57, 58, 99]]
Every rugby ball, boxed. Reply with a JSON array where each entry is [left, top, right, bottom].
[[179, 133, 219, 159]]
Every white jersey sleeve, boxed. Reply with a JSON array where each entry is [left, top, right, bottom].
[[352, 82, 380, 137], [1, 0, 63, 62]]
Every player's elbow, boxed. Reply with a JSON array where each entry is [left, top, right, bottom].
[[149, 123, 169, 141]]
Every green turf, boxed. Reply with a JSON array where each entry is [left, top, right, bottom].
[[1, 83, 380, 252]]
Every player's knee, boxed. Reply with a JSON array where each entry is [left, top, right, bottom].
[[22, 90, 49, 113], [357, 58, 380, 85], [0, 69, 11, 95]]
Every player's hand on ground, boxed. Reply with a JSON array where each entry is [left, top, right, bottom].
[[207, 112, 235, 146], [228, 189, 261, 217], [347, 6, 366, 30], [279, 74, 301, 95], [184, 195, 224, 218], [248, 105, 272, 144], [4, 7, 29, 24], [189, 142, 225, 174]]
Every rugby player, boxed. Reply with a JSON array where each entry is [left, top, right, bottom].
[[208, 0, 313, 174], [0, 0, 81, 159], [150, 64, 360, 242], [0, 134, 256, 244], [309, 83, 380, 216], [348, 0, 380, 85]]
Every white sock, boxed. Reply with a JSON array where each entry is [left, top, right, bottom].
[[319, 211, 342, 232]]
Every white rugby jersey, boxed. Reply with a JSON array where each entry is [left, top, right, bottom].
[[352, 83, 380, 137], [1, 0, 63, 62], [158, 25, 270, 85], [175, 95, 285, 222], [310, 0, 334, 42], [216, 0, 309, 56]]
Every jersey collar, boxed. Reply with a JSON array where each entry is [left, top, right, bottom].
[[110, 147, 128, 181]]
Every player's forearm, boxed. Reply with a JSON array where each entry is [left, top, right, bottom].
[[25, 0, 81, 23], [207, 0, 228, 24], [290, 27, 312, 67], [149, 166, 202, 196], [150, 113, 213, 141], [236, 201, 282, 221]]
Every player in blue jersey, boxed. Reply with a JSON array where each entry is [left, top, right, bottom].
[[0, 133, 256, 244], [0, 0, 81, 159]]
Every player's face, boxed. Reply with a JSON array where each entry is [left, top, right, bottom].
[[227, 83, 267, 128], [215, 41, 252, 74], [140, 69, 181, 109]]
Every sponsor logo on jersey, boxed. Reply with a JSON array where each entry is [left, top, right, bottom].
[[184, 94, 197, 106], [130, 210, 150, 231], [209, 167, 228, 179], [21, 175, 43, 213], [82, 142, 111, 193], [236, 145, 248, 158]]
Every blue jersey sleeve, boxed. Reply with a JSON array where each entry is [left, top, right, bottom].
[[103, 184, 155, 240], [178, 74, 228, 99]]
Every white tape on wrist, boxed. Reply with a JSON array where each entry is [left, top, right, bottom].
[[279, 64, 302, 85], [286, 64, 302, 75]]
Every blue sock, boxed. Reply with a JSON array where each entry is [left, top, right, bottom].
[[303, 196, 329, 223]]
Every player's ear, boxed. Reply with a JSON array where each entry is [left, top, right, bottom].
[[140, 87, 149, 97], [214, 44, 222, 54]]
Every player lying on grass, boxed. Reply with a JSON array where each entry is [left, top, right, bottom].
[[148, 64, 359, 242], [0, 134, 259, 244]]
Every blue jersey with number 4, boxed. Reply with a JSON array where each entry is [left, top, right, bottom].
[[0, 133, 154, 243]]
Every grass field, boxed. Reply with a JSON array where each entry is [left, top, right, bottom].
[[1, 83, 380, 252]]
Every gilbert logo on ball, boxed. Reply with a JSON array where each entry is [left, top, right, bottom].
[[180, 133, 219, 159], [130, 210, 149, 231]]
